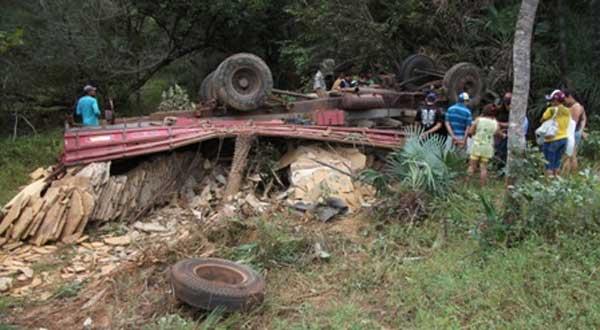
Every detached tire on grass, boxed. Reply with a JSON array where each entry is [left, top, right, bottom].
[[213, 53, 273, 111], [443, 62, 483, 107], [170, 258, 265, 312]]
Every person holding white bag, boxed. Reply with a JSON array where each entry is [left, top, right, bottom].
[[538, 90, 571, 177]]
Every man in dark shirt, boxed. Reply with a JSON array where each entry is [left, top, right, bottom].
[[417, 92, 446, 140]]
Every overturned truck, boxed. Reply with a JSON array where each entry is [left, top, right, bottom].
[[0, 53, 483, 248], [62, 53, 483, 165]]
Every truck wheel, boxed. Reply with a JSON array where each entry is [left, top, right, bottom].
[[213, 53, 273, 111], [398, 54, 436, 90], [443, 63, 483, 107], [170, 258, 265, 312], [199, 71, 217, 102]]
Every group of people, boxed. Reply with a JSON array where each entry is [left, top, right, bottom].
[[416, 88, 586, 185], [313, 60, 387, 96], [539, 89, 587, 176], [331, 72, 378, 91]]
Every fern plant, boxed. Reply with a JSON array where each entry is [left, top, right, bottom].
[[382, 126, 463, 196]]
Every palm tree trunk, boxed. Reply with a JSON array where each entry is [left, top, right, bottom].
[[506, 0, 540, 182]]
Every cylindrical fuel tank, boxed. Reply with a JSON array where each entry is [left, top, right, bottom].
[[340, 94, 386, 111]]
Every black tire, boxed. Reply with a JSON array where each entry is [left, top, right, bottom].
[[213, 53, 273, 111], [199, 71, 217, 102], [170, 258, 265, 312], [398, 54, 436, 90], [443, 63, 483, 107]]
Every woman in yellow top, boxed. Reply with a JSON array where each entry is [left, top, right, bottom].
[[541, 90, 571, 177], [468, 104, 503, 186]]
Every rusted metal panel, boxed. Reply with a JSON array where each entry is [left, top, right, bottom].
[[340, 94, 386, 110]]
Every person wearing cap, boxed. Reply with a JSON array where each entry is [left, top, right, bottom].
[[540, 89, 571, 177], [417, 92, 446, 140], [76, 85, 101, 126], [445, 92, 473, 148]]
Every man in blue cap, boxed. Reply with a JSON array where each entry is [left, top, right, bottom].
[[76, 85, 101, 126], [445, 92, 473, 148], [417, 92, 446, 140]]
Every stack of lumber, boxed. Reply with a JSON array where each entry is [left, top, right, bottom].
[[0, 151, 202, 247]]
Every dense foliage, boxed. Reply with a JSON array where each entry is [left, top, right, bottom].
[[0, 0, 598, 131]]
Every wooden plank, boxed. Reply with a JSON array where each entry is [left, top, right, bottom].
[[3, 179, 46, 211], [25, 187, 61, 238], [31, 190, 65, 246], [51, 192, 72, 241], [0, 195, 30, 235], [9, 206, 34, 240], [60, 189, 84, 239], [74, 191, 95, 236]]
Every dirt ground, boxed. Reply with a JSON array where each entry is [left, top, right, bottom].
[[2, 204, 380, 329], [0, 143, 389, 329]]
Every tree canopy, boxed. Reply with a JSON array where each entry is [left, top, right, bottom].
[[0, 0, 598, 120]]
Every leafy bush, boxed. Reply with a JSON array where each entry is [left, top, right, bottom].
[[502, 144, 547, 181], [509, 170, 600, 240], [477, 170, 600, 248], [157, 84, 196, 112], [579, 130, 600, 162]]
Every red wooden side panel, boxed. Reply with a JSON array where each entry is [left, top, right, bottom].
[[62, 119, 405, 166]]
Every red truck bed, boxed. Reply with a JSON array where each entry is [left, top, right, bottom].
[[62, 117, 405, 165]]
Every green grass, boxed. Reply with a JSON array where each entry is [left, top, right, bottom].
[[0, 131, 62, 205], [186, 181, 600, 329], [4, 132, 600, 328]]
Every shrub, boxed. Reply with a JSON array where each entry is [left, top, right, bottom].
[[509, 170, 600, 240], [579, 130, 600, 162], [362, 127, 464, 197], [157, 84, 196, 112], [477, 170, 600, 248], [502, 144, 547, 181], [221, 216, 313, 271], [371, 188, 428, 224]]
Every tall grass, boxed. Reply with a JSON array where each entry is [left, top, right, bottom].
[[0, 131, 62, 205]]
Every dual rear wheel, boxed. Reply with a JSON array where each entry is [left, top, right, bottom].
[[398, 54, 483, 106], [199, 53, 273, 111]]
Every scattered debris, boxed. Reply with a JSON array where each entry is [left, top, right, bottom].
[[133, 221, 168, 233], [83, 317, 93, 330], [245, 194, 270, 213], [0, 277, 13, 292], [313, 243, 331, 260], [278, 146, 375, 217], [103, 235, 131, 246], [29, 167, 52, 181], [0, 152, 202, 247]]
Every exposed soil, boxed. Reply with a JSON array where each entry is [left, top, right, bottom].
[[3, 204, 384, 329]]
